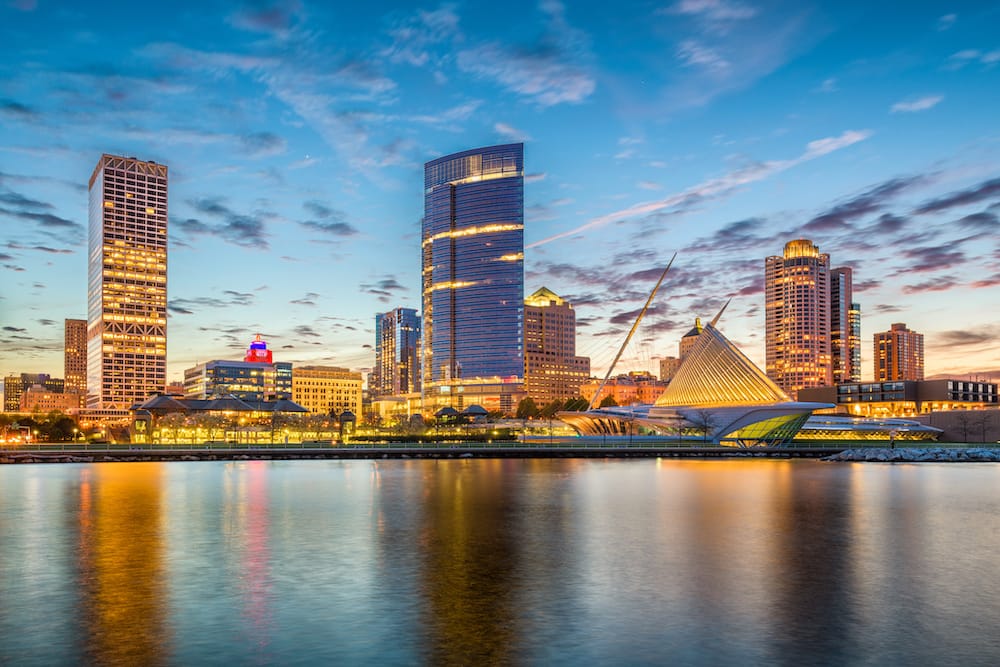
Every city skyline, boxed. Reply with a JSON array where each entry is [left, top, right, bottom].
[[2, 1, 999, 385]]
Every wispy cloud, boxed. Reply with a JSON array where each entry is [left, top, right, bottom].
[[913, 177, 1000, 214], [890, 95, 943, 113], [529, 129, 872, 247], [380, 4, 461, 67], [937, 13, 956, 31], [495, 122, 531, 142], [456, 0, 595, 107], [174, 198, 272, 249]]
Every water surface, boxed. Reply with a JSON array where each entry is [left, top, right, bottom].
[[1, 459, 998, 665]]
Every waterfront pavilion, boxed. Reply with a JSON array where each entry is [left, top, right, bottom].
[[558, 320, 833, 446]]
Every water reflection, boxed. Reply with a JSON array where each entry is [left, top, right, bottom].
[[74, 463, 167, 666], [1, 460, 999, 665]]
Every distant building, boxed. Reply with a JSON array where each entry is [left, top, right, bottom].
[[183, 336, 291, 401], [422, 143, 525, 414], [523, 287, 590, 406], [659, 356, 682, 382], [580, 371, 668, 407], [766, 239, 833, 397], [87, 154, 168, 409], [4, 374, 62, 412], [64, 318, 87, 400], [20, 385, 81, 413], [830, 268, 861, 384], [874, 323, 924, 381], [799, 379, 996, 418], [679, 318, 703, 360], [372, 308, 421, 397], [292, 366, 363, 417]]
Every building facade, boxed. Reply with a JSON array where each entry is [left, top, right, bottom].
[[765, 239, 833, 397], [523, 287, 590, 406], [87, 154, 168, 409], [183, 336, 291, 401], [64, 318, 87, 400], [799, 379, 996, 417], [292, 366, 363, 417], [4, 373, 62, 412], [830, 267, 861, 384], [372, 308, 421, 397], [580, 372, 669, 407], [679, 318, 703, 360], [421, 143, 525, 414], [875, 322, 924, 381], [19, 385, 82, 413]]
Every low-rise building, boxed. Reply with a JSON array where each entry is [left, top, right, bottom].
[[798, 379, 997, 418], [292, 366, 363, 417]]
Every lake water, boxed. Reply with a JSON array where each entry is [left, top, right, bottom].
[[1, 459, 999, 666]]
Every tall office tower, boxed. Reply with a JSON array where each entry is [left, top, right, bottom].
[[765, 239, 833, 397], [373, 308, 421, 397], [875, 323, 924, 381], [422, 143, 525, 413], [523, 287, 590, 405], [87, 154, 168, 409], [64, 318, 87, 401], [848, 302, 862, 382], [830, 267, 861, 384]]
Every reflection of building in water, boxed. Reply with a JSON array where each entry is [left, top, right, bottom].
[[417, 460, 518, 664], [75, 463, 166, 665]]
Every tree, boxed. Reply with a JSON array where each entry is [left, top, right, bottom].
[[599, 394, 619, 408], [563, 397, 589, 412], [686, 409, 716, 443], [516, 397, 540, 419], [539, 400, 564, 418]]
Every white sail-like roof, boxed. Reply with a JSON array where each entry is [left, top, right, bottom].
[[654, 323, 791, 407]]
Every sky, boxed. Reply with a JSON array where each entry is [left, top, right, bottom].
[[1, 0, 999, 387]]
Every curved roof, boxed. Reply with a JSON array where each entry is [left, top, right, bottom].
[[655, 323, 791, 407]]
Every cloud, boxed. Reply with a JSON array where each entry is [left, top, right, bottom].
[[913, 177, 1000, 214], [360, 276, 408, 303], [3, 326, 27, 333], [814, 77, 838, 93], [676, 40, 729, 72], [936, 330, 994, 347], [456, 1, 595, 107], [495, 122, 531, 142], [890, 95, 943, 113], [0, 206, 82, 232], [227, 0, 303, 37], [38, 319, 55, 326], [177, 198, 271, 249], [290, 292, 320, 306], [168, 291, 256, 314], [529, 129, 872, 247], [299, 201, 358, 237], [899, 246, 965, 273], [380, 4, 461, 67], [956, 211, 998, 230], [525, 172, 547, 183], [803, 174, 928, 233], [945, 49, 1000, 69], [240, 131, 287, 158], [0, 99, 38, 120], [937, 14, 956, 31], [666, 0, 756, 24], [0, 190, 52, 209], [902, 276, 960, 294]]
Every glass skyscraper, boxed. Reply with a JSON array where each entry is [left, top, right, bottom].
[[87, 154, 168, 409], [422, 143, 524, 412], [373, 307, 421, 397]]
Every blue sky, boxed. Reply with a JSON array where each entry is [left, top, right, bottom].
[[1, 0, 998, 385]]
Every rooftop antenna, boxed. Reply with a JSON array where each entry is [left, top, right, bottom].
[[587, 252, 677, 411]]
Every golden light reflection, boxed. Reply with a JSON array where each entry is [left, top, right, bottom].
[[77, 463, 167, 665]]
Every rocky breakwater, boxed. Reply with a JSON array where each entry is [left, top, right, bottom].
[[825, 447, 1000, 463]]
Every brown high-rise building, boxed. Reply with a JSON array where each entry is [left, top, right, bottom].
[[87, 154, 168, 409], [523, 287, 590, 406], [64, 318, 87, 404], [765, 239, 833, 397], [875, 323, 924, 381], [830, 267, 861, 384], [678, 318, 703, 361]]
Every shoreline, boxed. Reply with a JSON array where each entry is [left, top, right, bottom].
[[3, 443, 999, 464]]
